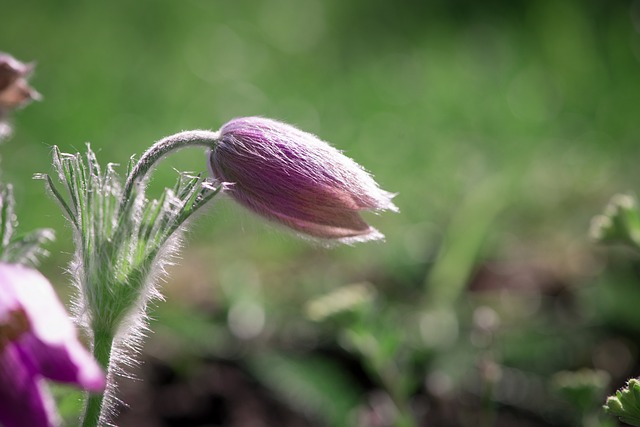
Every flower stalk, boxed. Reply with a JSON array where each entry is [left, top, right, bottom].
[[121, 130, 220, 204], [81, 331, 113, 427]]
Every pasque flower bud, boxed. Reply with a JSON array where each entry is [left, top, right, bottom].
[[209, 117, 397, 243]]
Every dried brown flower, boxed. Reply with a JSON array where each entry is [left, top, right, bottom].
[[0, 53, 40, 139]]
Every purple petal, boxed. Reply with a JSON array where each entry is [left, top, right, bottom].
[[16, 334, 105, 391], [0, 264, 105, 391], [0, 344, 57, 427], [211, 153, 378, 240]]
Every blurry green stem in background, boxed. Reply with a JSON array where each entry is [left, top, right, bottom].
[[426, 178, 507, 306], [338, 306, 420, 427], [383, 374, 418, 427]]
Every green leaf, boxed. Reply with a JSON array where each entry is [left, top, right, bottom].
[[552, 369, 610, 415], [426, 177, 507, 306], [39, 144, 222, 336], [591, 194, 640, 251], [246, 350, 363, 427], [604, 379, 640, 426], [0, 184, 54, 266]]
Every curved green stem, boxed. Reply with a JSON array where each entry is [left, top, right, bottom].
[[382, 372, 417, 427], [80, 330, 114, 427], [112, 129, 220, 251], [121, 129, 220, 205]]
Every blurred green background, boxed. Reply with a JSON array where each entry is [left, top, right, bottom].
[[4, 0, 640, 426]]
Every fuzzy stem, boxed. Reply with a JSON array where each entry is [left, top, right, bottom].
[[80, 329, 114, 427], [78, 130, 219, 426], [121, 130, 220, 205], [383, 375, 417, 427]]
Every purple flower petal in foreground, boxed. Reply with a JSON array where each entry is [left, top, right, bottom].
[[0, 263, 105, 427], [209, 117, 398, 243]]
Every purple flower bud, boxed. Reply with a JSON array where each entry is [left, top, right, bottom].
[[0, 263, 105, 427], [209, 117, 398, 243]]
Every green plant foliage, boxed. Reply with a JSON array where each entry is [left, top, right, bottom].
[[247, 351, 363, 427], [36, 145, 221, 335], [591, 195, 640, 249], [552, 369, 610, 422], [605, 379, 640, 426], [0, 184, 53, 266]]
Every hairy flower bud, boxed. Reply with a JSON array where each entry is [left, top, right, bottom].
[[209, 117, 398, 243]]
